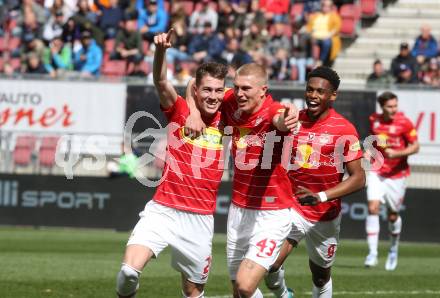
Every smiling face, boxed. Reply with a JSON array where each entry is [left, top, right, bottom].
[[193, 75, 225, 118], [305, 77, 336, 120], [233, 74, 267, 114]]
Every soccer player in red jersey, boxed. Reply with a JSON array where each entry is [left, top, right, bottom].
[[115, 30, 228, 298], [186, 63, 298, 298], [364, 91, 419, 271], [264, 66, 366, 298]]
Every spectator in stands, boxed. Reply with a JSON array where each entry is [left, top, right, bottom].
[[19, 32, 46, 72], [240, 22, 268, 60], [265, 21, 291, 62], [137, 0, 168, 42], [17, 0, 47, 34], [367, 59, 393, 87], [111, 14, 143, 65], [73, 31, 103, 77], [71, 0, 104, 47], [45, 0, 76, 20], [244, 0, 267, 30], [270, 48, 291, 81], [218, 0, 236, 34], [19, 6, 44, 40], [421, 57, 440, 87], [391, 42, 419, 84], [188, 22, 225, 63], [43, 9, 65, 42], [289, 22, 314, 83], [25, 52, 48, 75], [230, 0, 249, 30], [96, 0, 124, 39], [189, 0, 218, 34], [411, 24, 438, 67], [220, 38, 253, 69], [43, 35, 73, 77], [306, 0, 342, 66], [3, 62, 19, 77], [165, 2, 191, 64], [259, 0, 290, 24]]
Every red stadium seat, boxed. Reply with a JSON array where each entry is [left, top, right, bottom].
[[7, 37, 21, 52], [13, 135, 37, 166], [0, 37, 6, 52], [101, 60, 127, 76], [10, 58, 21, 71], [339, 4, 361, 38], [0, 58, 3, 72], [290, 65, 298, 81], [290, 3, 304, 20], [361, 0, 379, 17], [39, 136, 60, 168]]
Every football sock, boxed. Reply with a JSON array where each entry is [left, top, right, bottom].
[[312, 278, 332, 298], [388, 216, 402, 253], [181, 290, 204, 298], [366, 214, 380, 256], [265, 266, 290, 298], [250, 288, 264, 298]]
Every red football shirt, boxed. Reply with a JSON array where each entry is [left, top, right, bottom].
[[152, 96, 224, 214], [222, 89, 293, 210], [369, 111, 418, 178], [288, 108, 363, 221]]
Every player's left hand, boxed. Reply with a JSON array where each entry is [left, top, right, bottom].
[[295, 186, 320, 206], [281, 102, 299, 131]]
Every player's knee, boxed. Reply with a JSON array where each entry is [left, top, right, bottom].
[[368, 204, 379, 215], [312, 275, 330, 288], [388, 212, 398, 222], [116, 264, 141, 297], [236, 281, 256, 297]]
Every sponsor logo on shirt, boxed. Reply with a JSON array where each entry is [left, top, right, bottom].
[[180, 127, 223, 150]]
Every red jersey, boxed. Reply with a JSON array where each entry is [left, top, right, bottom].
[[222, 89, 293, 210], [369, 112, 418, 179], [153, 96, 224, 215], [288, 108, 362, 221]]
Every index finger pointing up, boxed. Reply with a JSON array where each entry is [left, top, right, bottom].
[[166, 28, 175, 43]]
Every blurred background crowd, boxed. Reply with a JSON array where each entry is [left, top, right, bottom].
[[0, 0, 438, 86]]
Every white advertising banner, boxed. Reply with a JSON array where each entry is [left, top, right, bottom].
[[0, 80, 126, 135], [377, 90, 440, 165]]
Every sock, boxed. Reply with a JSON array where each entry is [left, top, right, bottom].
[[182, 290, 204, 298], [366, 214, 380, 256], [265, 266, 290, 298], [250, 288, 263, 298], [312, 278, 332, 298], [388, 216, 402, 253]]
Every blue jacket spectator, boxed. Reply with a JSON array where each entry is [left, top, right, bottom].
[[188, 22, 225, 63], [137, 0, 168, 42], [74, 31, 103, 77], [411, 25, 438, 63]]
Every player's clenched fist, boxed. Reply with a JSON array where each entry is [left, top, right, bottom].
[[154, 28, 174, 50]]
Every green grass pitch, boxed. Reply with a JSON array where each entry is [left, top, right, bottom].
[[0, 227, 439, 298]]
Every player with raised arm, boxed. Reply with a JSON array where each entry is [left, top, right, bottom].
[[186, 63, 298, 298], [364, 91, 419, 271], [264, 66, 365, 298], [115, 29, 228, 298]]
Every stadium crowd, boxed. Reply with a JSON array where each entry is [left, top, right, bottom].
[[0, 0, 439, 86]]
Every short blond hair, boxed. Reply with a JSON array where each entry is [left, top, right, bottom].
[[236, 63, 268, 86]]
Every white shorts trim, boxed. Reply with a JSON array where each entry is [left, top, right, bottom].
[[226, 204, 292, 280], [367, 172, 406, 212], [287, 210, 341, 268], [127, 200, 214, 284]]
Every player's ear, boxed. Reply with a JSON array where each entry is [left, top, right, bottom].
[[330, 90, 337, 102]]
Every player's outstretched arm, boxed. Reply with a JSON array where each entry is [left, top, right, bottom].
[[184, 78, 206, 138], [153, 29, 178, 109]]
